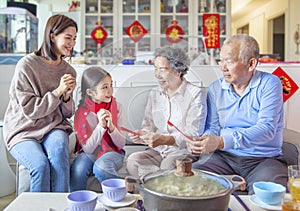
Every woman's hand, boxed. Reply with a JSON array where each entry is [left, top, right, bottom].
[[128, 129, 147, 144], [140, 131, 161, 148], [56, 74, 76, 101]]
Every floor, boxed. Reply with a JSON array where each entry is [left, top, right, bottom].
[[0, 192, 16, 210]]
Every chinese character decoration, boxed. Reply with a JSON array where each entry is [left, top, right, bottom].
[[125, 20, 148, 43], [203, 14, 220, 48], [272, 67, 299, 102], [165, 20, 184, 44], [90, 22, 108, 56]]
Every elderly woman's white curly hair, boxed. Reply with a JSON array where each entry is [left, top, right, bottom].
[[154, 46, 190, 76]]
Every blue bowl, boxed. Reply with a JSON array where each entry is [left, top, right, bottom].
[[67, 190, 98, 211], [253, 181, 286, 205], [101, 178, 127, 202]]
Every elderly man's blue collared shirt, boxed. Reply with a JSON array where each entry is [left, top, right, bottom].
[[205, 70, 284, 157]]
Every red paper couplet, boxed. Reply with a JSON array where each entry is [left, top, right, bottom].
[[203, 14, 220, 48], [272, 66, 299, 102]]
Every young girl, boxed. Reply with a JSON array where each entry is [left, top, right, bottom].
[[70, 66, 126, 191]]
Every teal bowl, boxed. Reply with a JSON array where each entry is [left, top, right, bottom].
[[253, 181, 286, 205]]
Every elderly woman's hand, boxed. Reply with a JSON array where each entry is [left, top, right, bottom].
[[140, 131, 161, 148], [128, 129, 147, 144]]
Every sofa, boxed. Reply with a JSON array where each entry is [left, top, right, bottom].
[[16, 85, 155, 195], [16, 127, 300, 195], [14, 81, 300, 195]]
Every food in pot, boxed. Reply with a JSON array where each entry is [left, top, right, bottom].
[[143, 172, 226, 197]]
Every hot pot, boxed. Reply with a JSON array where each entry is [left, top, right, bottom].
[[125, 158, 246, 211]]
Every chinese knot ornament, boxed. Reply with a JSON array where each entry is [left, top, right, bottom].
[[165, 20, 184, 44], [90, 22, 108, 44], [125, 20, 148, 43]]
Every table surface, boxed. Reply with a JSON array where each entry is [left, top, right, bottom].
[[4, 192, 291, 211]]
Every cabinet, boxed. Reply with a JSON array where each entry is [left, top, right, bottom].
[[0, 7, 38, 54], [81, 0, 230, 64], [83, 0, 115, 59]]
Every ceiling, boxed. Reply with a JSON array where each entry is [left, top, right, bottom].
[[231, 0, 272, 20]]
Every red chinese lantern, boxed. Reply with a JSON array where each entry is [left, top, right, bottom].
[[165, 20, 184, 43]]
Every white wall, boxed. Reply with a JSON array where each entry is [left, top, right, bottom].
[[231, 0, 300, 62]]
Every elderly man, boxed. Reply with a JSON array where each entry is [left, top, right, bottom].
[[190, 34, 288, 194]]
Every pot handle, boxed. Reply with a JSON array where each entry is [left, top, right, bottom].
[[125, 176, 141, 194], [223, 175, 246, 191]]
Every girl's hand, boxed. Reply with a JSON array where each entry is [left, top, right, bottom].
[[97, 109, 115, 132]]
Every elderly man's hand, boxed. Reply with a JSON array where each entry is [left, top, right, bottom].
[[189, 135, 224, 154]]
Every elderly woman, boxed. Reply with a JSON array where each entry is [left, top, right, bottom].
[[126, 46, 207, 177]]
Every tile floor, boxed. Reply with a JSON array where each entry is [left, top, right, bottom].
[[0, 192, 16, 210]]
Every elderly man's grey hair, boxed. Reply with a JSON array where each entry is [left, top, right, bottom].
[[154, 46, 190, 76], [223, 34, 260, 65]]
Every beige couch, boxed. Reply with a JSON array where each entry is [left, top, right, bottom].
[[16, 128, 300, 195], [16, 85, 154, 195], [15, 84, 300, 194]]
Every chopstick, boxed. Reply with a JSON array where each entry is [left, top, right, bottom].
[[119, 126, 141, 137], [167, 120, 195, 143], [232, 191, 251, 211]]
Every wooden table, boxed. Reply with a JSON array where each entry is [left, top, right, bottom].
[[4, 192, 288, 211]]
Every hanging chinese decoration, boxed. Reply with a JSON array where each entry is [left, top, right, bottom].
[[203, 14, 220, 48], [272, 67, 299, 102], [125, 20, 148, 43], [91, 22, 108, 44], [90, 22, 108, 57], [165, 20, 184, 44]]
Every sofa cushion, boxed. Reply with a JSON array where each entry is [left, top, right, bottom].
[[283, 128, 300, 166]]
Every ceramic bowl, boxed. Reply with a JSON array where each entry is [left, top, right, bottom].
[[101, 178, 127, 202], [67, 190, 98, 211], [253, 181, 286, 205]]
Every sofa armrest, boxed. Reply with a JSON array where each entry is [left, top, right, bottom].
[[283, 128, 300, 166]]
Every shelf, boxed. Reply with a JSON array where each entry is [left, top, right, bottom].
[[82, 0, 231, 64]]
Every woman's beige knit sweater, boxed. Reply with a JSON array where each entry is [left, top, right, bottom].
[[3, 53, 77, 150]]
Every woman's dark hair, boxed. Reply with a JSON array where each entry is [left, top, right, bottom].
[[79, 67, 111, 106], [35, 14, 78, 60]]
